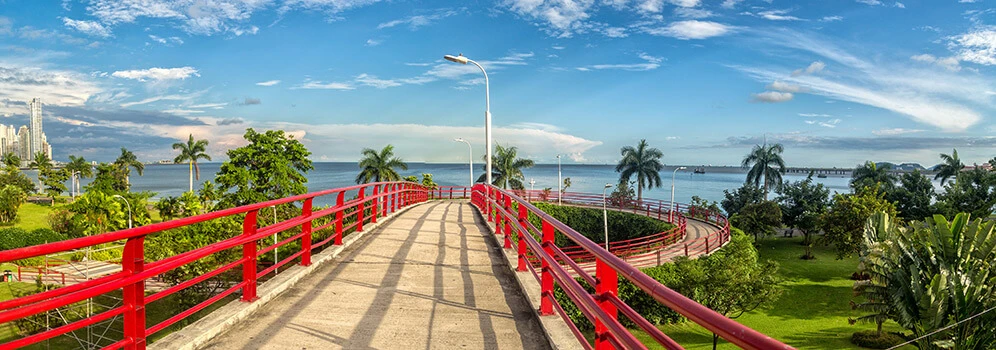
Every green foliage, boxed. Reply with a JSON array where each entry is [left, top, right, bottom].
[[48, 209, 83, 237], [114, 147, 144, 184], [742, 143, 786, 199], [0, 185, 27, 223], [777, 175, 830, 248], [356, 144, 408, 184], [402, 175, 417, 182], [66, 191, 126, 237], [531, 202, 675, 247], [933, 149, 964, 185], [0, 166, 35, 194], [561, 177, 571, 192], [819, 188, 898, 259], [850, 330, 906, 349], [721, 183, 765, 217], [0, 227, 68, 265], [87, 162, 130, 192], [688, 195, 720, 220], [1, 152, 20, 168], [850, 161, 897, 194], [65, 155, 93, 179], [420, 173, 438, 189], [729, 200, 782, 243], [39, 167, 69, 198], [932, 167, 996, 219], [145, 217, 242, 308], [477, 144, 535, 190], [157, 192, 203, 219], [606, 180, 636, 208], [888, 170, 935, 221], [615, 139, 664, 201], [173, 134, 212, 191], [215, 128, 313, 208]]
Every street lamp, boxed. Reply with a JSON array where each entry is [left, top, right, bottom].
[[602, 183, 612, 251], [557, 154, 562, 205], [111, 195, 132, 229], [454, 138, 473, 189], [529, 178, 535, 201], [444, 54, 491, 187], [670, 166, 688, 222]]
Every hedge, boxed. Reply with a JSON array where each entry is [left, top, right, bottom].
[[529, 202, 676, 247]]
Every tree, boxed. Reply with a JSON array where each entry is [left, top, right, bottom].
[[0, 166, 35, 194], [145, 217, 242, 308], [721, 183, 765, 217], [615, 139, 664, 202], [729, 200, 782, 243], [215, 128, 313, 208], [887, 170, 935, 221], [28, 151, 52, 192], [562, 177, 571, 193], [477, 144, 534, 190], [851, 212, 901, 337], [65, 155, 93, 196], [39, 168, 69, 198], [1, 152, 19, 168], [67, 191, 127, 236], [173, 134, 212, 192], [850, 161, 897, 194], [0, 185, 27, 223], [607, 180, 636, 208], [420, 173, 438, 189], [355, 145, 407, 184], [933, 167, 996, 219], [741, 143, 786, 199], [87, 162, 130, 193], [198, 181, 218, 211], [155, 196, 181, 221], [934, 148, 964, 185], [776, 176, 830, 251], [819, 188, 897, 259], [114, 147, 144, 186]]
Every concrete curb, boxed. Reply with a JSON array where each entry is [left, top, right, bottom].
[[470, 205, 584, 350], [149, 203, 422, 350]]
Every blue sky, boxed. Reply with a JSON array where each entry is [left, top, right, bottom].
[[0, 0, 994, 167]]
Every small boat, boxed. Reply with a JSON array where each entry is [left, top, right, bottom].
[[817, 174, 827, 178], [693, 168, 705, 174]]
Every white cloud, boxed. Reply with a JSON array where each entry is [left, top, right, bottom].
[[950, 27, 996, 66], [856, 0, 882, 5], [294, 80, 355, 90], [720, 0, 743, 9], [256, 80, 281, 86], [893, 2, 905, 8], [149, 34, 167, 44], [768, 80, 802, 92], [0, 65, 101, 114], [0, 17, 13, 35], [669, 0, 700, 7], [162, 109, 204, 115], [751, 9, 803, 21], [818, 118, 841, 128], [819, 16, 843, 22], [365, 38, 382, 46], [791, 61, 826, 76], [873, 128, 925, 135], [674, 7, 714, 19], [508, 122, 563, 132], [798, 113, 833, 118], [83, 0, 271, 36], [910, 54, 961, 71], [62, 18, 112, 37], [643, 20, 734, 40], [118, 91, 205, 108], [111, 67, 200, 81], [577, 52, 663, 71], [377, 9, 459, 30], [752, 91, 794, 103], [188, 102, 227, 109], [502, 0, 597, 37], [148, 34, 184, 45], [425, 52, 533, 79]]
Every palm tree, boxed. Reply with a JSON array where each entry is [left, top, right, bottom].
[[477, 144, 534, 190], [355, 145, 408, 184], [173, 134, 212, 192], [742, 143, 786, 199], [114, 148, 144, 186], [850, 161, 897, 192], [65, 155, 93, 197], [28, 151, 52, 192], [1, 152, 19, 169], [934, 149, 964, 185], [615, 139, 665, 202]]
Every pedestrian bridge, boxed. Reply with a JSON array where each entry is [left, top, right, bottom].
[[0, 183, 791, 350]]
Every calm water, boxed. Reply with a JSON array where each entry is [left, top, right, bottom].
[[26, 163, 942, 208]]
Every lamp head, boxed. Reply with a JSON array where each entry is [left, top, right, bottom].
[[604, 183, 613, 189], [454, 138, 464, 142], [444, 54, 469, 64], [678, 166, 687, 170]]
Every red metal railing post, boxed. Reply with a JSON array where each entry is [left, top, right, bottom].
[[658, 201, 662, 220], [301, 198, 313, 266], [486, 186, 493, 222], [594, 258, 618, 350], [335, 192, 345, 245], [685, 243, 689, 257], [241, 210, 259, 302], [382, 184, 389, 217], [503, 194, 513, 249], [706, 237, 710, 254], [371, 186, 379, 224], [122, 236, 147, 350], [540, 220, 555, 316], [391, 184, 398, 213], [357, 187, 366, 232], [494, 192, 504, 237], [517, 204, 528, 272]]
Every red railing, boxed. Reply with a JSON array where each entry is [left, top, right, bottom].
[[0, 181, 432, 350], [472, 184, 790, 350]]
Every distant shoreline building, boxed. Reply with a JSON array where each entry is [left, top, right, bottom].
[[0, 98, 52, 165]]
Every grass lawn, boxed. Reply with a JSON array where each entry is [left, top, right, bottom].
[[641, 236, 914, 349], [1, 203, 58, 231]]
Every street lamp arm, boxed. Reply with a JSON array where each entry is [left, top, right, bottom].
[[466, 59, 489, 112]]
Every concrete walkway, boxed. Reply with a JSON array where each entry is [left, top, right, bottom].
[[202, 201, 551, 350]]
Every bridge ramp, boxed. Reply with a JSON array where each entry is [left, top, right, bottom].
[[202, 201, 551, 350]]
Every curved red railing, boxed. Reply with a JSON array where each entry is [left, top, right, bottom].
[[472, 184, 790, 350], [0, 182, 432, 350]]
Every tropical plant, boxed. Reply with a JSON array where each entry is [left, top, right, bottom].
[[145, 216, 242, 309], [850, 161, 897, 194], [741, 143, 786, 199], [607, 180, 637, 208], [934, 148, 964, 185], [114, 147, 144, 185], [173, 134, 212, 192], [65, 155, 93, 196], [1, 152, 19, 168], [888, 170, 935, 221], [851, 212, 901, 337], [777, 175, 831, 249], [0, 166, 34, 194], [729, 201, 782, 243], [198, 180, 218, 211], [721, 184, 765, 217], [87, 162, 130, 193], [419, 173, 438, 189], [28, 151, 52, 191], [215, 129, 313, 208], [562, 177, 571, 193], [355, 145, 408, 184], [615, 139, 664, 202], [39, 167, 69, 198], [819, 188, 898, 259], [932, 167, 996, 219], [67, 191, 127, 236], [0, 185, 27, 223], [156, 196, 181, 221], [477, 144, 535, 190]]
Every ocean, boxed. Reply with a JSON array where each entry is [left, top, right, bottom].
[[24, 163, 943, 208]]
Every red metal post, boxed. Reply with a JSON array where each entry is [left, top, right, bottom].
[[382, 184, 389, 217], [335, 192, 345, 245], [540, 220, 555, 316], [503, 194, 512, 249], [371, 186, 379, 224], [241, 210, 259, 302], [494, 192, 504, 237], [301, 198, 313, 266], [706, 237, 710, 254], [357, 187, 366, 232], [122, 236, 147, 350], [594, 259, 619, 350], [685, 243, 689, 257], [658, 201, 662, 220], [517, 204, 528, 272], [486, 186, 493, 222]]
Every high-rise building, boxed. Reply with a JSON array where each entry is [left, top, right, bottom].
[[29, 98, 42, 157], [17, 126, 30, 162]]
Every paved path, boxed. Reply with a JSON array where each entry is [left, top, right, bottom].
[[203, 201, 551, 350]]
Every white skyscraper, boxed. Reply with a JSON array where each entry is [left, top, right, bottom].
[[29, 98, 42, 157]]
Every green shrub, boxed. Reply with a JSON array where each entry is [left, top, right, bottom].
[[530, 202, 675, 247], [850, 330, 906, 349], [0, 227, 68, 266], [0, 184, 27, 223], [555, 263, 686, 331]]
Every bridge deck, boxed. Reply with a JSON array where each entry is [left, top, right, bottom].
[[202, 201, 550, 350]]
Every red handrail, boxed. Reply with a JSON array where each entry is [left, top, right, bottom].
[[0, 181, 436, 349], [472, 184, 791, 350]]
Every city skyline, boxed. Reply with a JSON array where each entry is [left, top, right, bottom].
[[0, 97, 52, 164], [0, 1, 994, 167]]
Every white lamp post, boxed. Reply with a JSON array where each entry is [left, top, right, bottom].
[[111, 195, 132, 229], [444, 54, 491, 187], [670, 166, 687, 222], [557, 154, 562, 205], [529, 178, 535, 201], [602, 183, 612, 251], [454, 138, 473, 189]]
